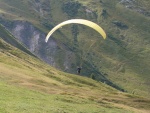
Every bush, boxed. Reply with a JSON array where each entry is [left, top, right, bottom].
[[62, 1, 81, 17]]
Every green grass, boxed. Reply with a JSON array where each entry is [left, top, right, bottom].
[[0, 82, 134, 113], [0, 37, 150, 113], [0, 0, 150, 100], [70, 0, 150, 98]]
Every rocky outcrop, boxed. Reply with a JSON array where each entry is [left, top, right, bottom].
[[7, 21, 42, 53], [120, 0, 150, 17], [28, 0, 51, 17], [1, 20, 74, 71]]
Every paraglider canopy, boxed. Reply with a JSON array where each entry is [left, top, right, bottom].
[[45, 19, 106, 42]]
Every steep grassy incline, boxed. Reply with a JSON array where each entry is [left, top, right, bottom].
[[73, 0, 150, 96], [0, 23, 150, 112], [1, 36, 150, 113], [0, 0, 149, 98]]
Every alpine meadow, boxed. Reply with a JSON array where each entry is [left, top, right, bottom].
[[0, 0, 150, 113]]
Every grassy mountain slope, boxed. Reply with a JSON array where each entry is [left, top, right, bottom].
[[0, 32, 150, 113], [98, 0, 150, 97], [0, 0, 150, 98]]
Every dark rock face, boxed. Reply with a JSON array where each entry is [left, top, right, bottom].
[[1, 20, 74, 71], [5, 21, 44, 53]]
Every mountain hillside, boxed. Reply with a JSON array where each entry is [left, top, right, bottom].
[[0, 0, 150, 98], [0, 29, 150, 112]]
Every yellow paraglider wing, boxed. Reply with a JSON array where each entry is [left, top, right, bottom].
[[45, 19, 106, 42]]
